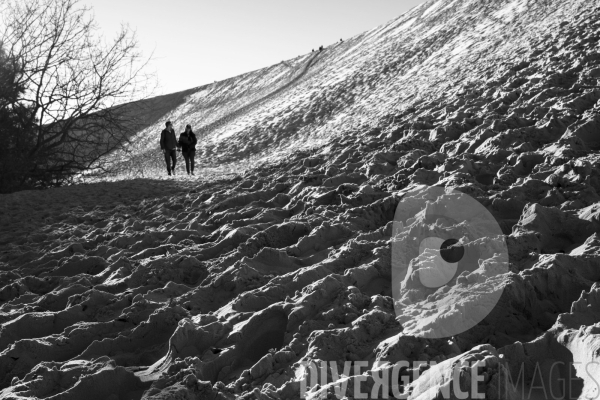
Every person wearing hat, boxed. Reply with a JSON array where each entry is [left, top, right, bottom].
[[178, 124, 198, 175], [160, 120, 179, 176]]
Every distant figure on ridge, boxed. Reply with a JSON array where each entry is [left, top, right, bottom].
[[160, 121, 179, 176], [319, 45, 323, 52], [178, 124, 198, 175]]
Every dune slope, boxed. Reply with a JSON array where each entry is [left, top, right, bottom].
[[1, 0, 600, 399]]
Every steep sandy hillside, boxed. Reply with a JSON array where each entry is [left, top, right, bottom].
[[110, 0, 595, 177], [1, 0, 600, 399]]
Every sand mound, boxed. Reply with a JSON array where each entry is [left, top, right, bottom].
[[2, 0, 600, 399]]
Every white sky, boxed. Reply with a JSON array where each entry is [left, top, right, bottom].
[[83, 0, 425, 95]]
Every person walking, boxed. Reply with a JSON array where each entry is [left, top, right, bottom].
[[178, 124, 198, 175], [160, 121, 179, 175]]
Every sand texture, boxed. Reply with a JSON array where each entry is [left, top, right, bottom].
[[2, 0, 600, 399]]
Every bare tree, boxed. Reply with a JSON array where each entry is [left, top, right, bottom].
[[0, 0, 154, 190]]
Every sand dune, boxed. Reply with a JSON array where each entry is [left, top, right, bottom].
[[1, 0, 600, 398]]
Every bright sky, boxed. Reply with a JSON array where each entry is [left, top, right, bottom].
[[84, 0, 424, 95]]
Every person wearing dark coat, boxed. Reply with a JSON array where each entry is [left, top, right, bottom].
[[160, 121, 179, 175], [178, 124, 198, 175]]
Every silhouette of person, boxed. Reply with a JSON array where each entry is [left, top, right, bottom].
[[160, 121, 179, 176], [178, 124, 198, 175]]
